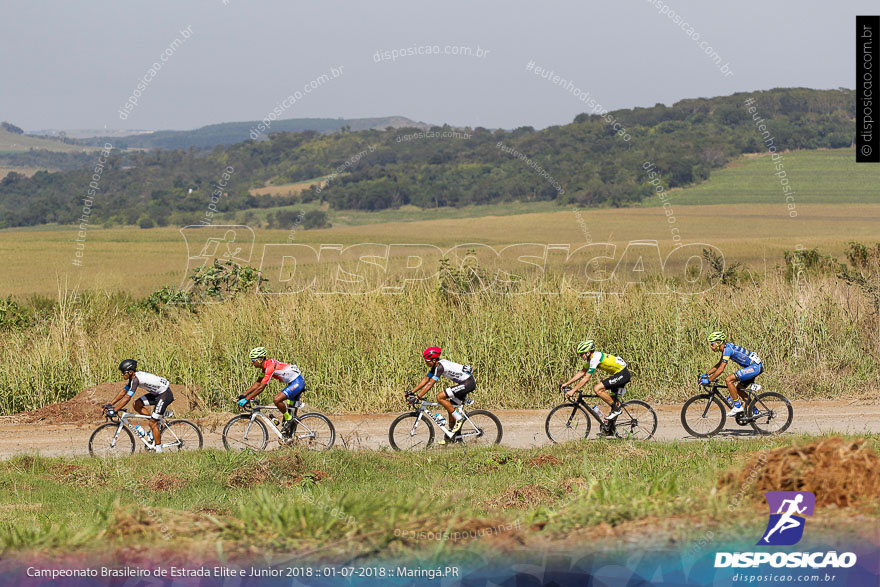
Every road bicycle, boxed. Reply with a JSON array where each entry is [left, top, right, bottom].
[[388, 395, 502, 450], [222, 399, 335, 451], [545, 386, 657, 442], [89, 408, 203, 456], [680, 380, 793, 437]]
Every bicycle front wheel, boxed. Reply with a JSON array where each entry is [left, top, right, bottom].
[[389, 412, 434, 451], [545, 403, 592, 443], [294, 413, 335, 450], [89, 423, 135, 457], [222, 415, 268, 451], [458, 410, 502, 446], [681, 394, 727, 438], [163, 419, 203, 451], [615, 400, 657, 440], [749, 392, 793, 435]]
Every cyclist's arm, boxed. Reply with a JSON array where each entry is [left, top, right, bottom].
[[562, 369, 588, 389], [707, 360, 727, 381], [111, 375, 140, 410], [242, 380, 267, 400], [410, 375, 432, 395], [569, 370, 593, 392], [108, 389, 128, 411]]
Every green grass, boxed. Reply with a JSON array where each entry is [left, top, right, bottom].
[[1, 436, 874, 559], [649, 148, 876, 206]]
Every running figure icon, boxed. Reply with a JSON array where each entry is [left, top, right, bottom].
[[759, 491, 815, 546], [762, 494, 807, 543]]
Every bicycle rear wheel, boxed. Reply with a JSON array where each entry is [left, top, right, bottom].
[[681, 394, 727, 438], [389, 412, 434, 451], [293, 413, 335, 450], [163, 419, 203, 451], [545, 403, 592, 443], [749, 392, 793, 435], [89, 423, 135, 457], [457, 410, 502, 446], [614, 400, 657, 440], [222, 415, 268, 451]]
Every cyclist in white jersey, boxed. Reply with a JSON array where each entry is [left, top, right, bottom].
[[104, 359, 174, 452], [407, 347, 475, 445]]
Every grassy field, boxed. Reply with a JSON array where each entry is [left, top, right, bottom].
[[3, 203, 879, 298], [218, 200, 569, 227], [650, 148, 877, 206], [248, 177, 331, 197], [0, 436, 875, 560], [0, 128, 99, 153]]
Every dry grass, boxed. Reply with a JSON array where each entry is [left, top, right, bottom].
[[718, 437, 880, 508]]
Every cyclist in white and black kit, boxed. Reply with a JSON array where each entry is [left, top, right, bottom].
[[407, 347, 475, 445], [104, 359, 174, 453]]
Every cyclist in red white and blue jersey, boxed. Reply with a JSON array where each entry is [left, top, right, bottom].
[[700, 331, 763, 416], [239, 347, 306, 431]]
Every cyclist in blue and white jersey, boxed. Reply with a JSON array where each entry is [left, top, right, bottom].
[[700, 331, 763, 416]]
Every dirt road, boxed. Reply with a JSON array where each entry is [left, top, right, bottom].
[[1, 400, 878, 458]]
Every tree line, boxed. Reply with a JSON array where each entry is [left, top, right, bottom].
[[0, 88, 856, 228]]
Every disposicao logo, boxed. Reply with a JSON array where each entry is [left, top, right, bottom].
[[714, 491, 858, 569], [759, 491, 815, 546]]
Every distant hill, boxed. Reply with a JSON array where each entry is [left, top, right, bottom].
[[77, 116, 431, 150], [27, 128, 155, 140]]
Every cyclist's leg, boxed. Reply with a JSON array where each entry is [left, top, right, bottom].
[[724, 372, 742, 403], [149, 389, 174, 445], [437, 377, 477, 444], [729, 364, 760, 404], [275, 377, 305, 422], [134, 394, 156, 440], [437, 389, 456, 427], [596, 368, 630, 410]]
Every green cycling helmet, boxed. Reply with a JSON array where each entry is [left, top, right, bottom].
[[249, 347, 268, 360], [576, 340, 595, 354], [707, 331, 726, 343]]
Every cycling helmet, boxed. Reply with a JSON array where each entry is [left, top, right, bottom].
[[249, 347, 269, 360], [423, 346, 442, 361], [118, 359, 138, 373], [576, 340, 595, 354], [707, 331, 726, 343]]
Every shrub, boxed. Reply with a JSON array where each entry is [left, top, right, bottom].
[[0, 297, 29, 330], [303, 210, 330, 230]]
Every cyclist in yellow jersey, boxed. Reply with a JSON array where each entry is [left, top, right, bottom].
[[561, 340, 631, 427]]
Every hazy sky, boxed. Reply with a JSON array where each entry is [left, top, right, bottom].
[[1, 0, 871, 131]]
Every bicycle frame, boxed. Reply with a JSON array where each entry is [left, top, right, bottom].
[[108, 411, 182, 450], [700, 381, 757, 419], [565, 389, 618, 426], [238, 404, 318, 443], [409, 397, 478, 439]]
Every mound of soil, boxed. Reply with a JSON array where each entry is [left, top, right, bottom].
[[719, 437, 880, 507], [16, 381, 200, 426], [486, 485, 553, 510], [225, 453, 329, 489]]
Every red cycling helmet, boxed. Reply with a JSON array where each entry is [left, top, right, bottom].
[[422, 346, 442, 361]]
